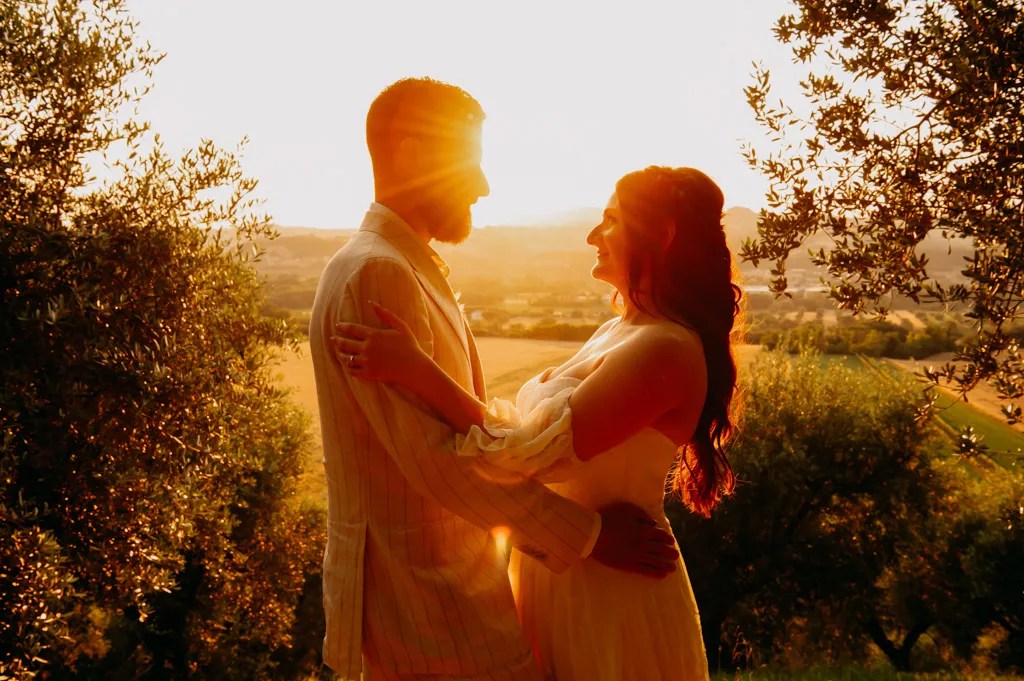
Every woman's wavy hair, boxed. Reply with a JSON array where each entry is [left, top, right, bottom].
[[613, 166, 742, 517]]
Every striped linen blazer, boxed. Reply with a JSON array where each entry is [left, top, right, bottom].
[[309, 204, 601, 680]]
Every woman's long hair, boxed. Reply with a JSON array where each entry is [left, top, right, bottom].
[[614, 166, 741, 517]]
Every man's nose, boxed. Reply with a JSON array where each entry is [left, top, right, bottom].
[[586, 224, 601, 246]]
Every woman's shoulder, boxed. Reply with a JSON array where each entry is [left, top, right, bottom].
[[612, 320, 706, 385], [631, 319, 703, 355]]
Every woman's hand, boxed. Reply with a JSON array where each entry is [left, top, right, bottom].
[[332, 302, 429, 385]]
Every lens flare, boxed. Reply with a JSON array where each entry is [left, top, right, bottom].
[[491, 526, 510, 556]]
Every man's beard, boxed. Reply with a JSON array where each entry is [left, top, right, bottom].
[[429, 206, 473, 244]]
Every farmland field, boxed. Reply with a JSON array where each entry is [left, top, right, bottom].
[[888, 356, 1024, 434], [840, 355, 1024, 470]]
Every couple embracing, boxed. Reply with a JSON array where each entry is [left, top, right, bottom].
[[309, 77, 742, 681]]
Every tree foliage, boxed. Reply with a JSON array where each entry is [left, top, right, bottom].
[[0, 1, 324, 678], [670, 352, 1024, 673], [742, 0, 1024, 437], [761, 317, 967, 359]]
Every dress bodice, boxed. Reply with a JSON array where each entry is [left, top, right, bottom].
[[454, 324, 683, 517], [508, 375, 709, 681], [457, 335, 710, 681], [513, 372, 680, 517]]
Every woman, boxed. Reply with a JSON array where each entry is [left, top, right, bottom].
[[333, 166, 741, 680]]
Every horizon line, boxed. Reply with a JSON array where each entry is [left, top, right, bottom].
[[269, 204, 761, 233]]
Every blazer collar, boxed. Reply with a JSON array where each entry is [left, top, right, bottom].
[[360, 203, 451, 280], [359, 203, 469, 355]]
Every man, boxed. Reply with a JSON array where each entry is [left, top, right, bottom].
[[310, 77, 676, 681]]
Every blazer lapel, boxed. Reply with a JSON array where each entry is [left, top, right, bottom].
[[411, 269, 469, 355], [360, 204, 470, 359], [465, 324, 487, 402]]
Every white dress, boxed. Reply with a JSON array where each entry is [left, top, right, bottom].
[[456, 367, 710, 681]]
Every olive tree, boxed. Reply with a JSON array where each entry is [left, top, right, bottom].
[[742, 0, 1024, 449], [670, 351, 1024, 672], [0, 1, 324, 678]]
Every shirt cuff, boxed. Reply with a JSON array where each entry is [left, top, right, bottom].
[[578, 511, 602, 559]]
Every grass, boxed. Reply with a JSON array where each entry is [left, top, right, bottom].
[[857, 355, 1024, 471], [769, 352, 1024, 475], [930, 392, 1024, 461]]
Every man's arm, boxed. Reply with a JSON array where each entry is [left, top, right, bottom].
[[335, 256, 599, 571]]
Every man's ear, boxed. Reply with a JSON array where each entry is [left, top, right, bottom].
[[394, 135, 425, 174]]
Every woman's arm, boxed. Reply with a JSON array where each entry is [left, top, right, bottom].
[[333, 302, 487, 435], [334, 304, 707, 462], [566, 329, 706, 460], [404, 347, 487, 435]]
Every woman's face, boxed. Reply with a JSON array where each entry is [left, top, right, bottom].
[[587, 191, 633, 290]]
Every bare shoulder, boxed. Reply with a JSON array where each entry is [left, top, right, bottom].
[[631, 322, 704, 368], [592, 322, 705, 398]]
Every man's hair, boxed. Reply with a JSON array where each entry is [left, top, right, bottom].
[[366, 77, 484, 178]]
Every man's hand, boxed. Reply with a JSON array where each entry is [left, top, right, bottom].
[[590, 502, 679, 579]]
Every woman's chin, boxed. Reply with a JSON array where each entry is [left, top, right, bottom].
[[590, 264, 617, 286]]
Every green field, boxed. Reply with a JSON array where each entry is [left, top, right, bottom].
[[818, 354, 1024, 471], [930, 392, 1024, 459]]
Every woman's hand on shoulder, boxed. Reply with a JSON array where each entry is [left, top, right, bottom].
[[332, 302, 430, 385]]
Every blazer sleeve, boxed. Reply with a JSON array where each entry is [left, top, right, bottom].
[[336, 257, 600, 571]]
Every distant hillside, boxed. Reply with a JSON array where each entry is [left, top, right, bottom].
[[257, 209, 762, 286], [257, 207, 970, 293]]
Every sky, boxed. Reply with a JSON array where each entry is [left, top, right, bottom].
[[126, 0, 806, 229]]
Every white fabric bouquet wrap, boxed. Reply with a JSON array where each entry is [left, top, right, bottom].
[[454, 381, 584, 483]]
